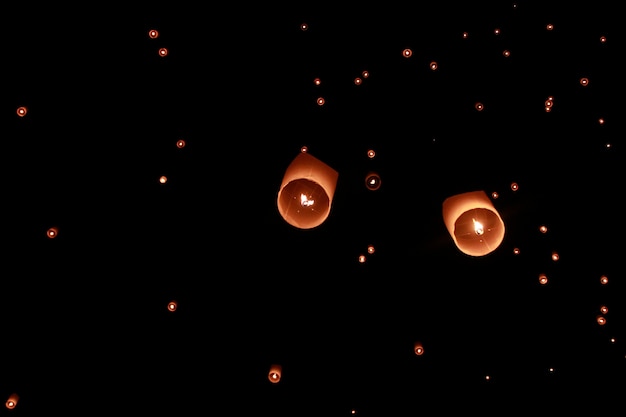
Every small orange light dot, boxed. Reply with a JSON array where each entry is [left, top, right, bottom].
[[159, 176, 167, 184], [47, 227, 59, 238], [539, 225, 548, 233], [402, 48, 412, 58], [598, 118, 604, 125], [316, 97, 325, 106], [513, 247, 520, 255], [300, 146, 308, 153], [168, 301, 177, 311], [148, 29, 159, 39], [510, 182, 519, 191], [546, 23, 554, 30], [475, 102, 484, 111], [158, 48, 168, 56], [313, 77, 321, 85], [367, 149, 376, 159], [354, 77, 362, 85], [494, 28, 500, 35], [429, 61, 438, 70], [176, 139, 186, 148], [600, 35, 606, 43], [491, 191, 499, 199], [503, 50, 510, 57], [580, 77, 589, 86], [600, 275, 608, 285], [358, 255, 366, 263], [300, 23, 308, 31], [462, 31, 469, 39], [362, 70, 369, 78], [17, 106, 28, 117], [597, 315, 606, 325], [551, 252, 559, 261], [600, 305, 608, 314], [539, 274, 548, 285], [367, 245, 375, 254]]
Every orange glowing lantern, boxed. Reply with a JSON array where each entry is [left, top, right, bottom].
[[167, 300, 177, 312], [414, 341, 424, 356], [47, 227, 59, 239], [442, 190, 506, 257], [5, 393, 18, 409], [277, 151, 339, 229], [268, 364, 282, 383]]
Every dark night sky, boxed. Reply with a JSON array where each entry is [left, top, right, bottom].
[[5, 2, 624, 415]]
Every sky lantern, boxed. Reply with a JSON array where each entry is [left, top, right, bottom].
[[5, 393, 18, 409], [268, 364, 282, 383], [277, 151, 339, 229], [442, 190, 506, 256]]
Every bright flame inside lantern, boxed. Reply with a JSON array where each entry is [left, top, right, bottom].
[[473, 218, 484, 235]]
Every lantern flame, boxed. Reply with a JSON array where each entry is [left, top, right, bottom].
[[473, 218, 484, 235]]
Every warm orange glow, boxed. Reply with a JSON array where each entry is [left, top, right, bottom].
[[176, 139, 186, 148], [47, 227, 59, 239], [358, 254, 366, 263], [580, 77, 589, 86], [494, 28, 500, 35], [158, 47, 168, 57], [597, 315, 606, 325], [277, 152, 339, 229], [414, 341, 424, 356], [167, 300, 177, 311], [365, 172, 381, 191], [354, 77, 362, 85], [159, 175, 167, 184], [300, 146, 308, 153], [513, 247, 520, 255], [510, 182, 519, 191], [5, 393, 18, 409], [148, 29, 159, 39], [314, 77, 321, 85], [546, 23, 554, 30], [367, 149, 376, 159], [600, 35, 607, 43], [600, 305, 608, 314], [442, 190, 506, 257], [491, 191, 499, 199], [600, 275, 608, 285], [462, 32, 469, 39], [402, 48, 412, 58], [429, 61, 438, 70], [539, 274, 548, 285], [16, 106, 28, 117], [367, 245, 375, 254], [551, 252, 559, 261], [475, 102, 484, 111], [317, 97, 325, 106], [362, 70, 369, 78], [503, 50, 510, 57], [598, 118, 604, 125], [300, 23, 308, 31], [268, 364, 282, 383], [539, 225, 548, 233]]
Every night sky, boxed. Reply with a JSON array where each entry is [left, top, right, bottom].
[[5, 2, 624, 415]]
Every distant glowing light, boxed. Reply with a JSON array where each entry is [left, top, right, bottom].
[[551, 252, 559, 261], [314, 77, 321, 85], [600, 35, 607, 43], [367, 149, 376, 159], [300, 23, 308, 31], [362, 70, 369, 78], [494, 28, 500, 35], [475, 102, 484, 111], [17, 106, 27, 117], [47, 227, 59, 239], [148, 29, 159, 39], [503, 50, 510, 57], [365, 173, 381, 190], [539, 274, 548, 285], [598, 118, 604, 125], [402, 48, 412, 58], [491, 191, 499, 199], [354, 77, 362, 85], [597, 315, 606, 325], [414, 341, 424, 356], [600, 275, 608, 285], [580, 77, 589, 86], [176, 139, 186, 148], [462, 32, 469, 39], [317, 97, 325, 106], [510, 182, 519, 191], [430, 61, 438, 70], [300, 145, 308, 153], [600, 305, 608, 314], [358, 255, 366, 263], [158, 47, 168, 57], [513, 247, 520, 255], [367, 245, 375, 254], [159, 176, 167, 184], [167, 301, 177, 311], [546, 23, 554, 30]]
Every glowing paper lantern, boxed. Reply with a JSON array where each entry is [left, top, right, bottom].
[[277, 151, 339, 229], [5, 393, 18, 409], [268, 364, 282, 383], [442, 190, 506, 256]]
